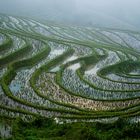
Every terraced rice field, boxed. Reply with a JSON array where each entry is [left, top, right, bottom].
[[0, 14, 140, 138]]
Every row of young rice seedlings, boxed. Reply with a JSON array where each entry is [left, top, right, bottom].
[[61, 50, 140, 99], [9, 41, 79, 112], [0, 35, 25, 59], [100, 30, 128, 47], [0, 84, 64, 119], [37, 72, 140, 111], [115, 31, 140, 52]]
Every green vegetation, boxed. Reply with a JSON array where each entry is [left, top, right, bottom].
[[4, 118, 140, 140], [0, 14, 140, 139]]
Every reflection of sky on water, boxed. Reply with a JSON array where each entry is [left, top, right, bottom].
[[9, 83, 21, 94]]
